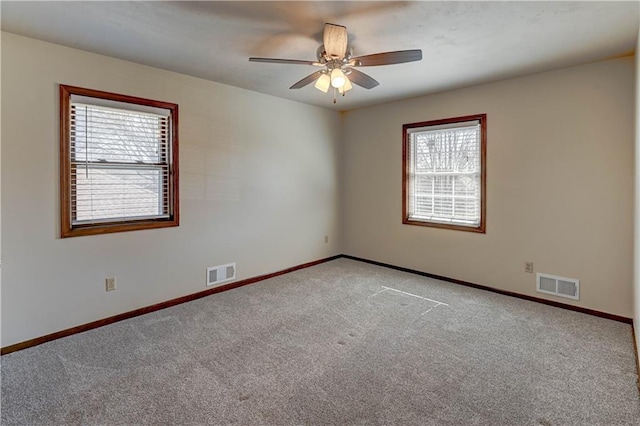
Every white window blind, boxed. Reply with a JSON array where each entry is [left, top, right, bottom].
[[407, 120, 481, 227], [69, 101, 172, 225]]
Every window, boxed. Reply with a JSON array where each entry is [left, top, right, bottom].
[[60, 85, 179, 237], [403, 114, 486, 233]]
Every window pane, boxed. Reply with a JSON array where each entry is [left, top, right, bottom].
[[71, 104, 167, 164], [73, 166, 166, 222], [413, 127, 479, 174], [414, 196, 433, 215], [454, 198, 478, 221], [454, 174, 478, 197], [414, 175, 434, 194]]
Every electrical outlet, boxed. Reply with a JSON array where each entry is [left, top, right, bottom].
[[105, 277, 116, 291], [324, 235, 329, 244], [525, 262, 534, 274]]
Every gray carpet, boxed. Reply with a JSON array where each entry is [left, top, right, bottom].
[[2, 258, 639, 425]]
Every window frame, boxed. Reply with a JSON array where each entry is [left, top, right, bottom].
[[402, 113, 486, 233], [60, 84, 179, 238]]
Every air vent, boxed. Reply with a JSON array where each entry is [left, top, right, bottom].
[[206, 263, 236, 287], [536, 273, 579, 300]]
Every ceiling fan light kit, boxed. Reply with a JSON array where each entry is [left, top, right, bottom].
[[314, 73, 331, 93], [249, 23, 423, 104]]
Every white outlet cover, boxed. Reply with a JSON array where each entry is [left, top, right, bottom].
[[106, 277, 116, 291]]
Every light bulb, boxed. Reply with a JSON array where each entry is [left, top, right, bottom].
[[330, 68, 346, 88], [314, 74, 331, 93]]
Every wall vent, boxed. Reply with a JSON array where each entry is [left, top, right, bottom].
[[206, 263, 236, 287], [536, 273, 579, 300]]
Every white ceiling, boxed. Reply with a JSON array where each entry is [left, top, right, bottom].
[[1, 1, 638, 111]]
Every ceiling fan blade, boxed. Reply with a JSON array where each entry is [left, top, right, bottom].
[[323, 23, 347, 58], [290, 70, 324, 89], [347, 68, 379, 89], [249, 57, 321, 66], [351, 49, 423, 67]]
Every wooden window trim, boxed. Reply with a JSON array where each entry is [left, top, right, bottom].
[[60, 85, 179, 238], [402, 114, 486, 233]]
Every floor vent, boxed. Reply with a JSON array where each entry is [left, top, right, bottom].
[[206, 263, 236, 287], [536, 273, 579, 300]]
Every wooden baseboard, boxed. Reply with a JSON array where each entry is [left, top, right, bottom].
[[342, 254, 633, 324], [2, 253, 633, 356], [1, 255, 342, 355]]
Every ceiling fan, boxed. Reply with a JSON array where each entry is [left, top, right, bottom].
[[249, 23, 422, 103]]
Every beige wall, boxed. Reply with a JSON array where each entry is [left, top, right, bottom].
[[634, 24, 640, 361], [342, 57, 635, 317], [2, 31, 637, 347], [0, 31, 3, 348], [0, 32, 342, 347]]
